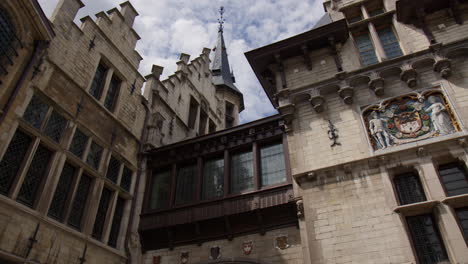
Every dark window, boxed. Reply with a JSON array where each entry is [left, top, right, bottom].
[[438, 163, 468, 196], [199, 110, 208, 135], [225, 102, 235, 128], [106, 156, 121, 183], [0, 8, 19, 75], [203, 158, 224, 200], [92, 187, 112, 240], [394, 172, 426, 205], [209, 119, 216, 133], [188, 97, 198, 129], [23, 95, 49, 129], [0, 130, 33, 195], [366, 1, 385, 17], [86, 141, 103, 170], [120, 166, 132, 192], [231, 151, 254, 193], [17, 144, 53, 207], [149, 170, 171, 210], [345, 6, 363, 23], [368, 8, 384, 16], [455, 207, 468, 240], [260, 143, 286, 187], [108, 197, 125, 248], [354, 32, 379, 66], [44, 110, 67, 143], [175, 164, 196, 205], [104, 75, 121, 111], [48, 162, 76, 221], [406, 214, 449, 264], [89, 63, 108, 100], [377, 26, 403, 59], [348, 14, 363, 23], [69, 129, 89, 158], [68, 174, 92, 230]]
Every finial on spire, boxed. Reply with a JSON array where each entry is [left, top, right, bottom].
[[218, 6, 225, 33]]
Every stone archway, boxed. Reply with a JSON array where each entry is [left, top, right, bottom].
[[198, 258, 270, 264]]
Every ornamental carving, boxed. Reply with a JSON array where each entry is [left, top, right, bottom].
[[363, 90, 459, 151]]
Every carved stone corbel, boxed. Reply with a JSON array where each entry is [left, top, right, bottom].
[[400, 63, 418, 88], [368, 72, 385, 96], [295, 197, 304, 219], [301, 45, 312, 71], [277, 103, 295, 132], [433, 54, 452, 79], [308, 89, 325, 113], [338, 81, 354, 104]]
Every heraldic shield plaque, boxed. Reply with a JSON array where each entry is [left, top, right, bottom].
[[363, 90, 460, 151]]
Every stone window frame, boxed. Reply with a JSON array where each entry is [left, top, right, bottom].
[[434, 160, 468, 198], [187, 96, 199, 129]]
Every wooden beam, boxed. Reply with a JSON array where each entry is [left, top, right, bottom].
[[256, 209, 266, 236], [301, 45, 312, 71], [169, 164, 177, 207], [450, 0, 463, 25], [274, 54, 287, 89], [328, 36, 343, 72], [253, 142, 260, 190]]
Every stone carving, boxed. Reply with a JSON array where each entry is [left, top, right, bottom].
[[400, 63, 418, 88], [327, 120, 341, 147], [364, 91, 458, 151], [242, 241, 253, 255], [433, 55, 452, 79], [368, 72, 385, 96], [338, 84, 354, 104], [296, 198, 304, 219], [180, 251, 189, 264], [309, 89, 325, 113], [275, 235, 290, 250], [210, 246, 221, 260]]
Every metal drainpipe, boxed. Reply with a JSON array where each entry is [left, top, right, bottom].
[[0, 40, 47, 125], [125, 97, 150, 264]]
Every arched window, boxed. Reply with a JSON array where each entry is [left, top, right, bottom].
[[0, 8, 20, 75]]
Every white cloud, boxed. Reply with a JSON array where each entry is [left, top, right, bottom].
[[37, 0, 325, 123]]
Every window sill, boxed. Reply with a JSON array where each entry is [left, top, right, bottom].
[[441, 193, 468, 208], [348, 10, 396, 30], [394, 200, 439, 216]]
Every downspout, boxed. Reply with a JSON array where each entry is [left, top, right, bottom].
[[0, 40, 48, 125], [125, 96, 150, 264]]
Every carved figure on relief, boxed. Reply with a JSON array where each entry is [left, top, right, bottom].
[[425, 96, 455, 135], [369, 111, 392, 149]]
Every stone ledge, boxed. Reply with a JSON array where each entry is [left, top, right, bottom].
[[441, 193, 468, 208], [393, 200, 439, 216]]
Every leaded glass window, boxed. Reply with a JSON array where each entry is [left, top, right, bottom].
[[0, 130, 33, 195], [394, 172, 426, 205], [48, 162, 76, 220], [120, 166, 132, 192], [108, 197, 125, 248], [438, 163, 468, 196], [68, 174, 92, 230], [354, 33, 378, 66], [231, 151, 254, 193], [175, 164, 196, 205], [92, 187, 112, 240], [203, 158, 224, 200], [44, 110, 67, 143], [368, 8, 384, 16], [406, 214, 449, 264], [86, 141, 103, 170], [377, 27, 403, 59], [347, 14, 362, 24], [149, 170, 171, 210], [104, 75, 121, 111], [17, 144, 53, 207], [455, 207, 468, 239], [23, 95, 49, 129], [89, 63, 108, 100], [106, 156, 121, 183], [0, 8, 19, 75], [69, 129, 89, 158], [260, 143, 286, 187]]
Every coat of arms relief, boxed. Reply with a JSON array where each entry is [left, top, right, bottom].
[[363, 90, 460, 151]]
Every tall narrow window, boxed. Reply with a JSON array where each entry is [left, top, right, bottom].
[[225, 102, 235, 128], [149, 170, 171, 210], [354, 32, 379, 66], [104, 75, 121, 111], [86, 141, 103, 170], [89, 63, 108, 100], [17, 144, 53, 207], [438, 163, 468, 196], [108, 197, 125, 248], [199, 110, 208, 135], [455, 207, 468, 240], [406, 214, 449, 264], [69, 129, 89, 159], [260, 143, 286, 187], [377, 26, 403, 59], [106, 156, 121, 183], [48, 162, 76, 221], [0, 8, 18, 75], [0, 130, 33, 195], [394, 172, 426, 205], [68, 174, 92, 230], [92, 187, 112, 240], [44, 110, 68, 143], [231, 151, 254, 193], [23, 95, 49, 129], [188, 97, 199, 129], [203, 158, 224, 200], [120, 166, 133, 192], [175, 164, 196, 205], [209, 119, 216, 133]]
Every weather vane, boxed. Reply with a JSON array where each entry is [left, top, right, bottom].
[[218, 6, 225, 32]]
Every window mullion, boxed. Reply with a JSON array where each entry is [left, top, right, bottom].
[[253, 142, 260, 191], [196, 157, 203, 201], [101, 190, 118, 244], [83, 179, 102, 236], [223, 150, 230, 197], [169, 163, 177, 208], [368, 22, 387, 61], [63, 168, 83, 223], [100, 68, 114, 103], [10, 137, 40, 200], [360, 5, 369, 19]]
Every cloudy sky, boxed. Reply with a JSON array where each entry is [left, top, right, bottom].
[[37, 0, 325, 123]]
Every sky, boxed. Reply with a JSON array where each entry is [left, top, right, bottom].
[[37, 0, 325, 123]]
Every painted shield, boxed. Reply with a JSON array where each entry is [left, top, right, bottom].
[[395, 111, 422, 134], [242, 241, 253, 255], [210, 246, 221, 260], [275, 235, 290, 250], [180, 251, 189, 264]]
